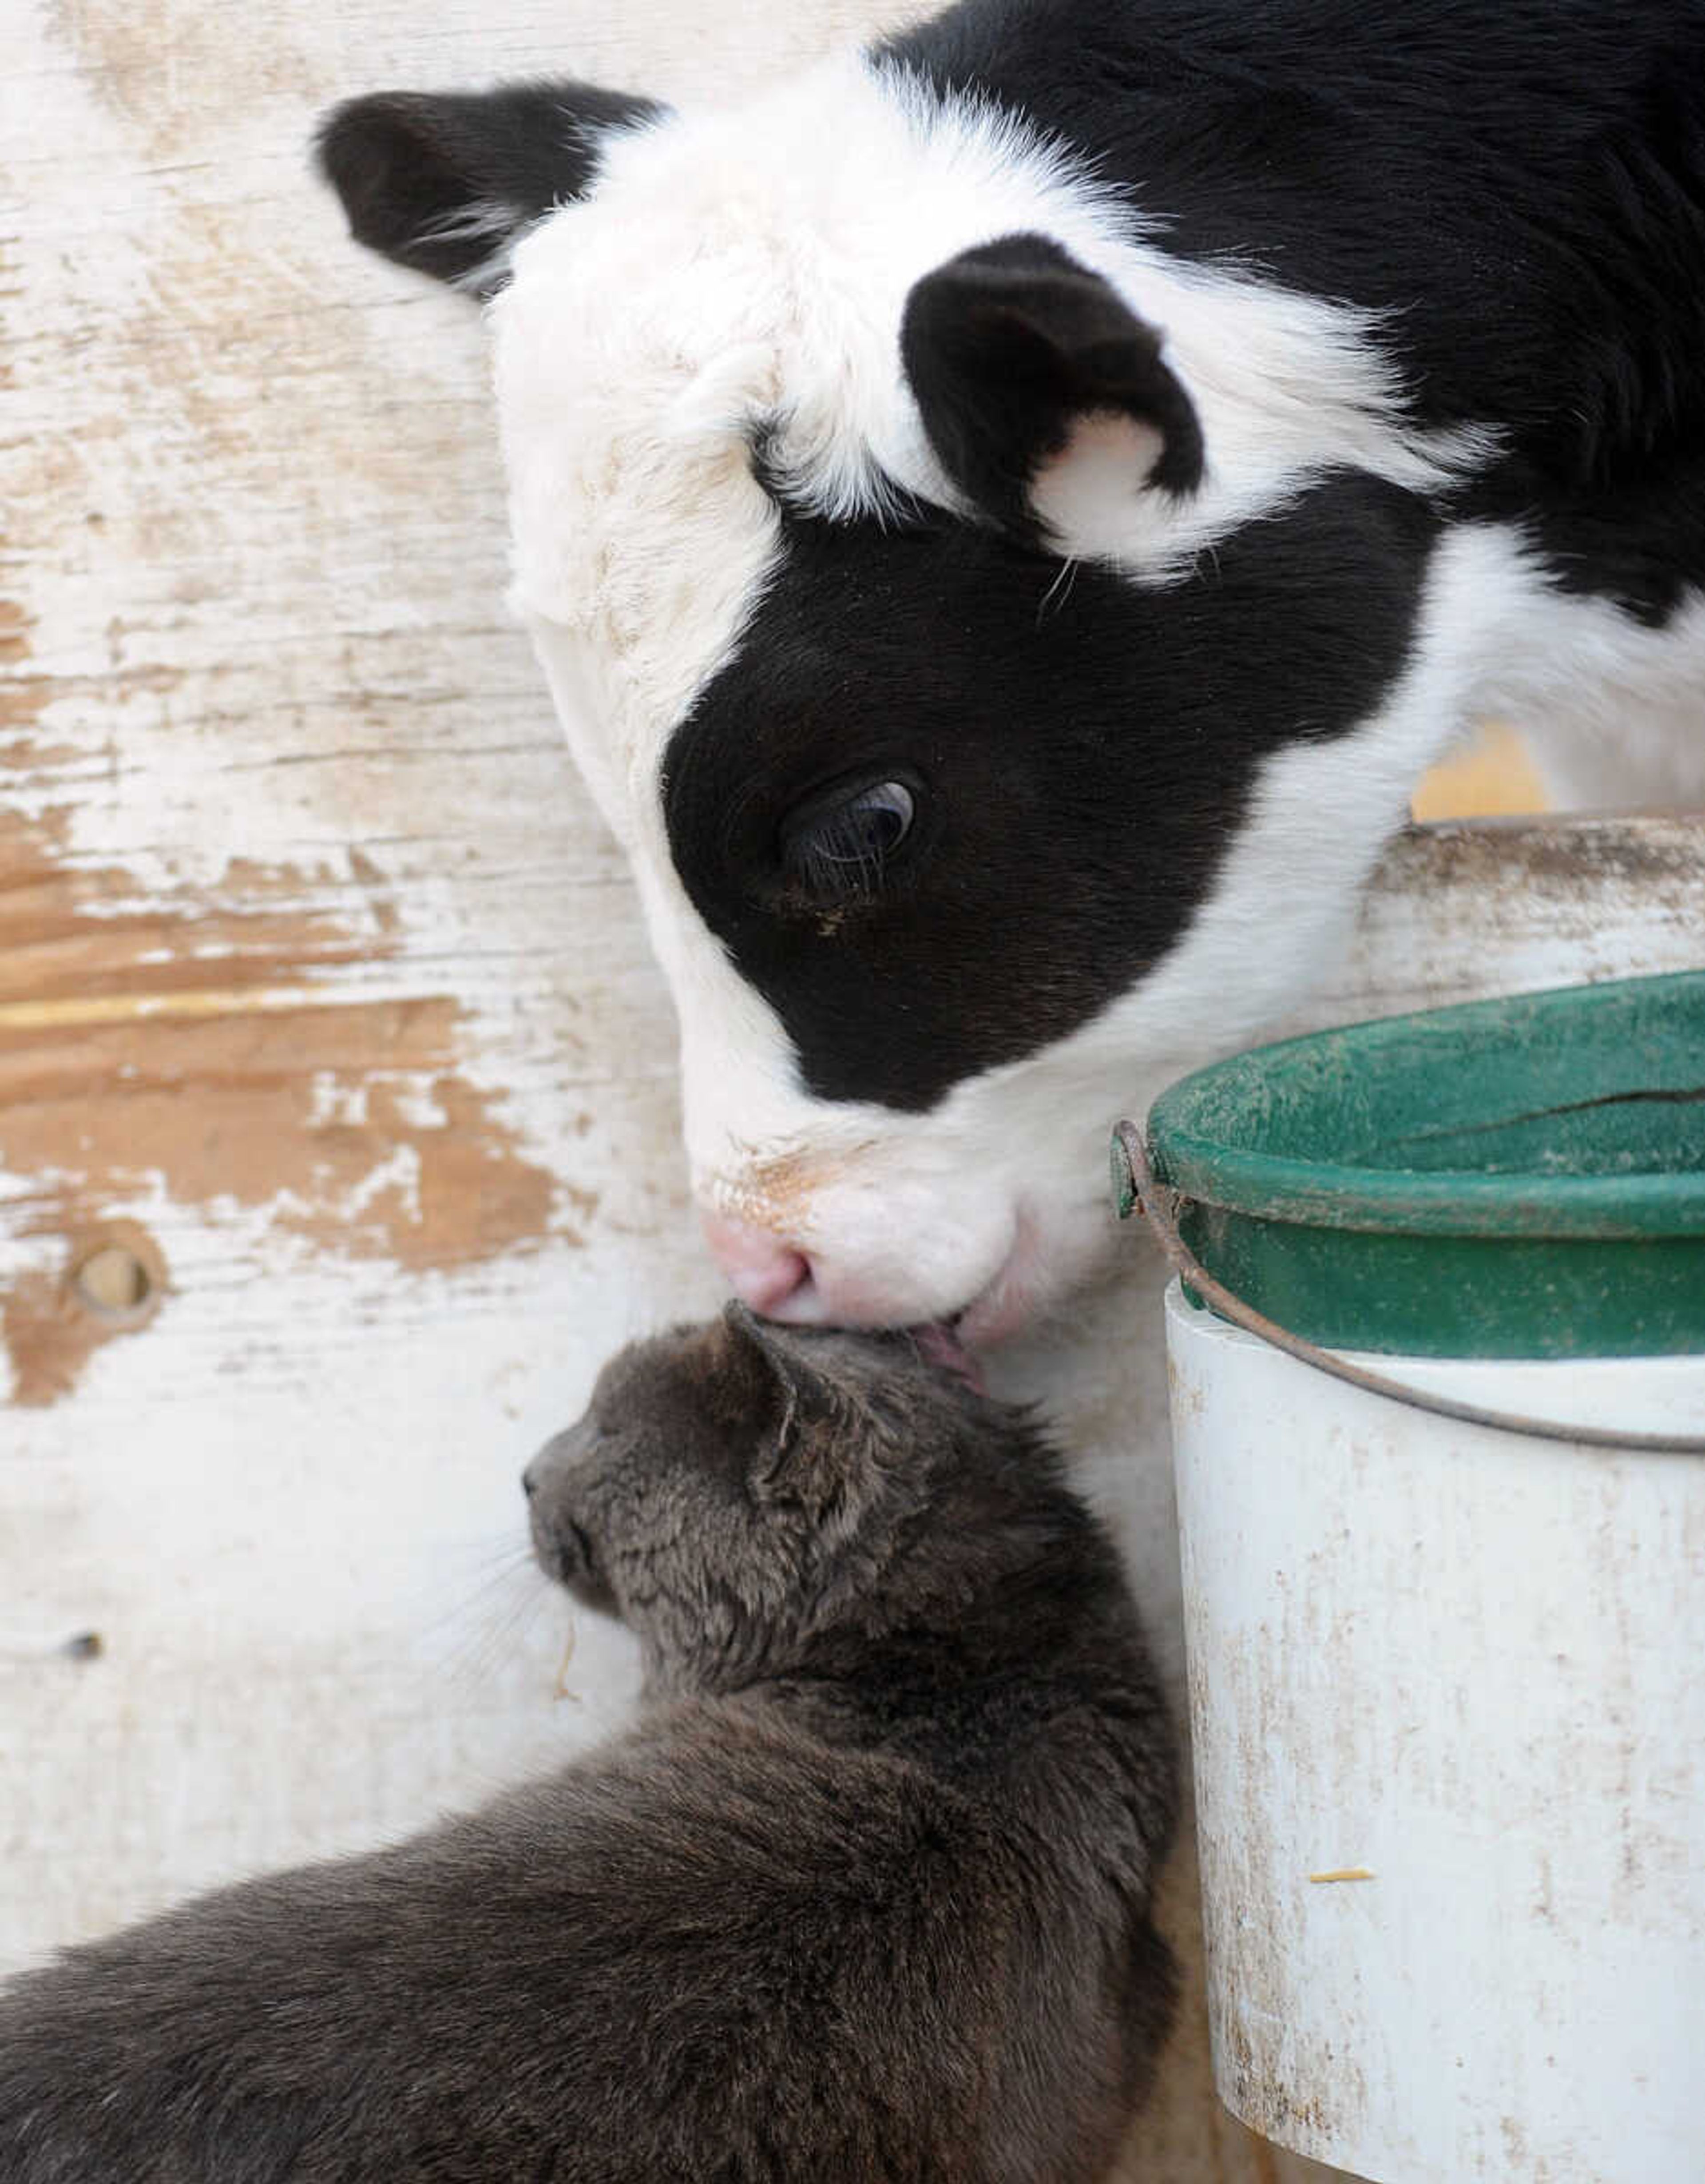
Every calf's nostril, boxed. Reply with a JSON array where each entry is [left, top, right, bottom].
[[521, 1466, 539, 1502], [729, 1249, 812, 1316], [698, 1210, 814, 1317]]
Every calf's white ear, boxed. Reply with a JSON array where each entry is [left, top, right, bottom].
[[900, 232, 1202, 541], [315, 81, 666, 297]]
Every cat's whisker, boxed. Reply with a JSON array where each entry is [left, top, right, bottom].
[[445, 1584, 549, 1692], [416, 1539, 556, 1696]]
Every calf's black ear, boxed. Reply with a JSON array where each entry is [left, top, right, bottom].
[[315, 81, 666, 297], [900, 231, 1203, 540]]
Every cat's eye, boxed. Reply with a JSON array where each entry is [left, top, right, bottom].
[[779, 776, 919, 903]]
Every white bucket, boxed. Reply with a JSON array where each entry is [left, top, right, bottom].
[[1165, 1279, 1705, 2184]]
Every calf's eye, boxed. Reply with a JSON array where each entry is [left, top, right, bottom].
[[780, 777, 917, 902]]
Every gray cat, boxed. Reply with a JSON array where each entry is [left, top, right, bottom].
[[0, 1307, 1178, 2182]]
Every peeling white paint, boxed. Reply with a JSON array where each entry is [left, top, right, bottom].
[[4, 4, 1705, 2182]]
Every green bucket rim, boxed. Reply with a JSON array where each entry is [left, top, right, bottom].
[[1146, 969, 1705, 1242]]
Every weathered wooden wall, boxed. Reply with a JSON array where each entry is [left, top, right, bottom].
[[4, 3, 1703, 2179], [1, 0, 909, 1981]]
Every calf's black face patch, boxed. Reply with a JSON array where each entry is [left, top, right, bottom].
[[663, 472, 1437, 1113]]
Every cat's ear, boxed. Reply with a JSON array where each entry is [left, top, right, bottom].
[[900, 230, 1202, 543], [315, 79, 667, 297], [718, 1304, 897, 1521]]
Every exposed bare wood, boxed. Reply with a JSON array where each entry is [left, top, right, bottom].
[[4, 4, 1701, 2180]]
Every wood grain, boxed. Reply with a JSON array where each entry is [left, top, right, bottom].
[[4, 4, 1701, 2180]]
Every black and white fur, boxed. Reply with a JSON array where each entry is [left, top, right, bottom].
[[319, 1, 1705, 1342]]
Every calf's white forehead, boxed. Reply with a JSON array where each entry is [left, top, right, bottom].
[[491, 214, 780, 814], [488, 56, 1154, 798], [487, 47, 1452, 817]]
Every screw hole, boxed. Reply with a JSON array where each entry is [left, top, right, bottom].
[[71, 1241, 158, 1323]]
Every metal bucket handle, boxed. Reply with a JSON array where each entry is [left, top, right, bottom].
[[1111, 1118, 1705, 1456]]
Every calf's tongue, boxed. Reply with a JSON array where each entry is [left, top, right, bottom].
[[910, 1319, 986, 1394]]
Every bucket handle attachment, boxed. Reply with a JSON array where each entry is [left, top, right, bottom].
[[1111, 1119, 1705, 1456]]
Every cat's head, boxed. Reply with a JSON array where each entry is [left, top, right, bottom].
[[523, 1305, 1089, 1692]]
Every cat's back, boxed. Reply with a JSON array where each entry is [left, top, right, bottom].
[[0, 1714, 1000, 2184], [0, 1677, 1153, 2184], [413, 1692, 1155, 2183]]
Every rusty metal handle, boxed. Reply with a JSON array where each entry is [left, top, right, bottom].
[[1111, 1119, 1705, 1456]]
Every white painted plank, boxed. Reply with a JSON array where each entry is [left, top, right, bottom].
[[5, 3, 1703, 2180]]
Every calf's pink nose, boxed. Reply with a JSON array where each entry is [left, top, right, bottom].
[[699, 1209, 813, 1316]]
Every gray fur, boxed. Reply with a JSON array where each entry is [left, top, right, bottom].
[[0, 1307, 1178, 2182]]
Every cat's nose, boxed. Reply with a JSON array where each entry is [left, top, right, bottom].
[[523, 1422, 584, 1505]]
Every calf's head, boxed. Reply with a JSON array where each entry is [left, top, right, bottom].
[[318, 59, 1447, 1342]]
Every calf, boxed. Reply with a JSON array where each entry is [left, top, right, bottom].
[[319, 0, 1705, 1343]]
